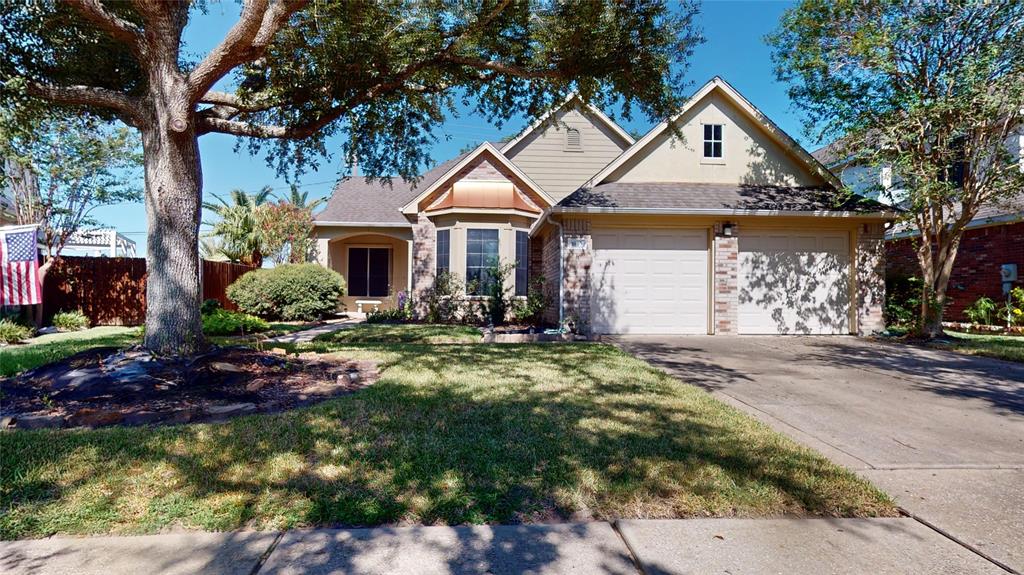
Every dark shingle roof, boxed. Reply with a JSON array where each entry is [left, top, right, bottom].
[[314, 152, 472, 224], [975, 191, 1024, 221], [557, 182, 890, 213]]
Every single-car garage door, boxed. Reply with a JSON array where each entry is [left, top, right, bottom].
[[738, 229, 851, 334], [590, 228, 708, 334]]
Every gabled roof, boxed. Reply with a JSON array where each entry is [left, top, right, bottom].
[[586, 77, 843, 190], [314, 150, 477, 226], [399, 142, 554, 215], [499, 93, 634, 154]]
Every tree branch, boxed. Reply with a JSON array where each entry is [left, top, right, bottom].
[[65, 0, 144, 53], [26, 81, 140, 124], [443, 55, 561, 79], [187, 0, 308, 103]]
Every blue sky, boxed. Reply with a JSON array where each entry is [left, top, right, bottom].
[[97, 0, 804, 255]]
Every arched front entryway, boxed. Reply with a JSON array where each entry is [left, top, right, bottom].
[[317, 228, 413, 313]]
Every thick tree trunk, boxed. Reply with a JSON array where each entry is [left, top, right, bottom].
[[140, 85, 205, 355]]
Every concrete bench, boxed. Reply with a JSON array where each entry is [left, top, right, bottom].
[[355, 300, 382, 313]]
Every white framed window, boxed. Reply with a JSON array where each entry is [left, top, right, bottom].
[[565, 127, 582, 151], [466, 229, 499, 295], [703, 124, 723, 158]]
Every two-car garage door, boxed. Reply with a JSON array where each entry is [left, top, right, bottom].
[[589, 226, 852, 335]]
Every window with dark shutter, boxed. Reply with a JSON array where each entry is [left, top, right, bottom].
[[348, 247, 390, 297], [515, 231, 528, 297], [703, 124, 723, 158]]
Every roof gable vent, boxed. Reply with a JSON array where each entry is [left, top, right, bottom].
[[565, 127, 582, 151]]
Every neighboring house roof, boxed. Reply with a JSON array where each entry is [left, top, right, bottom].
[[810, 139, 849, 167], [586, 77, 843, 190], [400, 142, 554, 215], [555, 182, 891, 215], [499, 93, 635, 154], [314, 151, 475, 226]]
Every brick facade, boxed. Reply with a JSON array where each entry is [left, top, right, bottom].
[[887, 221, 1024, 321], [411, 213, 436, 301], [561, 218, 592, 334], [713, 222, 739, 334], [856, 222, 886, 335]]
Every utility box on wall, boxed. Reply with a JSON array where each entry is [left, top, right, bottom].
[[1002, 263, 1018, 295]]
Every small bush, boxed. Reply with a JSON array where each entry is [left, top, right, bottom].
[[885, 276, 923, 329], [0, 319, 32, 344], [201, 308, 270, 335], [479, 260, 516, 326], [515, 275, 551, 327], [367, 291, 415, 324], [422, 271, 471, 324], [227, 263, 345, 321], [964, 296, 998, 326], [200, 298, 223, 314], [50, 310, 90, 331]]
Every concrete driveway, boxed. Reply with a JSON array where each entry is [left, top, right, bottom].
[[613, 335, 1024, 573]]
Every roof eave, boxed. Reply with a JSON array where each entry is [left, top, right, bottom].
[[313, 220, 413, 228], [549, 206, 895, 219]]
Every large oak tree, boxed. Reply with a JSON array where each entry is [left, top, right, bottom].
[[769, 0, 1024, 337], [1, 0, 700, 355]]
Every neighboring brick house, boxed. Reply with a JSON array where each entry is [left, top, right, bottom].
[[814, 128, 1024, 322], [314, 77, 893, 335]]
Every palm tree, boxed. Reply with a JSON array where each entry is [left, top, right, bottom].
[[281, 184, 325, 212], [202, 186, 272, 267]]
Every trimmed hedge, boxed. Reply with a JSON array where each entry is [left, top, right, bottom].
[[227, 263, 345, 321], [202, 308, 270, 335]]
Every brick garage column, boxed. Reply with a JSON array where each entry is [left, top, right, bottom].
[[714, 222, 739, 335], [562, 217, 592, 334], [856, 222, 886, 335], [411, 213, 436, 302]]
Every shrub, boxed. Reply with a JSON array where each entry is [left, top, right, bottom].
[[228, 263, 345, 321], [964, 296, 998, 326], [480, 260, 516, 326], [422, 271, 471, 324], [515, 275, 551, 327], [999, 286, 1024, 327], [0, 319, 32, 344], [201, 298, 223, 314], [50, 310, 90, 331], [201, 308, 270, 335], [885, 276, 923, 329]]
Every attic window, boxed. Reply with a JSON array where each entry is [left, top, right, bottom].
[[703, 124, 723, 158], [565, 128, 582, 151]]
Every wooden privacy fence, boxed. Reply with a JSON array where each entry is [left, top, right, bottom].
[[42, 257, 257, 326]]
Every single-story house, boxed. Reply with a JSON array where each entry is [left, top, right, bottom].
[[313, 77, 892, 335]]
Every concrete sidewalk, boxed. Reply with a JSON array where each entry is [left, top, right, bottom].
[[0, 518, 1004, 575], [264, 317, 363, 345]]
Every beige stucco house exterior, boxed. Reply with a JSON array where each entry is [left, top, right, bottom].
[[313, 77, 892, 335]]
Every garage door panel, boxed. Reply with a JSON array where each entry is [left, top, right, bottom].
[[591, 228, 709, 335], [739, 230, 851, 335]]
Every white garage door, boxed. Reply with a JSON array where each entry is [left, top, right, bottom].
[[590, 228, 708, 334], [738, 229, 851, 335]]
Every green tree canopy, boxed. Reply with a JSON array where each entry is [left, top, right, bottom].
[[769, 0, 1024, 336], [0, 0, 702, 355]]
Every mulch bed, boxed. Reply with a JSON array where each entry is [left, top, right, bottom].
[[0, 346, 378, 430]]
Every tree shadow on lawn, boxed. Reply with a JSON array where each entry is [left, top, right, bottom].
[[1, 344, 893, 542]]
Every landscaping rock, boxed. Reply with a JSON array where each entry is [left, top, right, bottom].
[[209, 361, 245, 373], [123, 411, 168, 426], [204, 403, 257, 420], [67, 408, 125, 428], [16, 414, 65, 430], [1, 416, 16, 429]]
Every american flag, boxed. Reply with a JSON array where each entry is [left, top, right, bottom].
[[0, 225, 42, 306]]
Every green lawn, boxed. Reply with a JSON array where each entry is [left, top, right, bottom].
[[932, 330, 1024, 363], [1, 338, 894, 539], [0, 326, 139, 377], [314, 323, 482, 344]]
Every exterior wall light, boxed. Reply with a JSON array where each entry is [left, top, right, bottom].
[[722, 223, 734, 237]]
